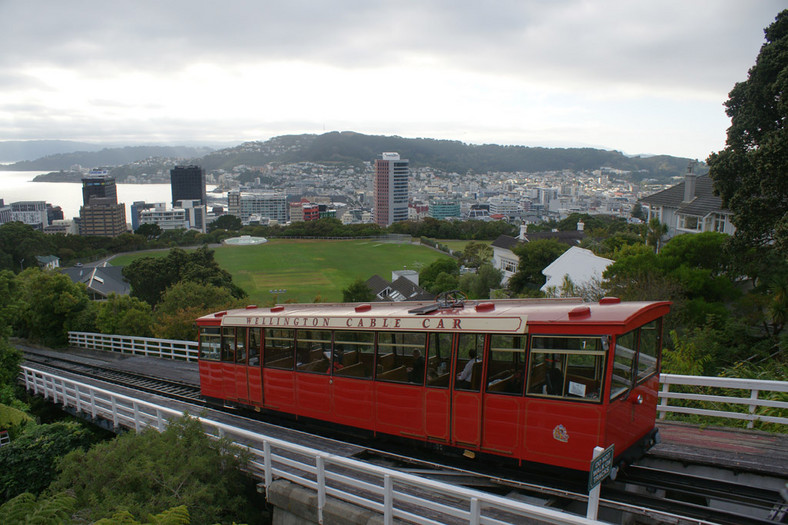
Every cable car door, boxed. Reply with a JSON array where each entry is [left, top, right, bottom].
[[450, 334, 486, 449], [246, 327, 264, 407]]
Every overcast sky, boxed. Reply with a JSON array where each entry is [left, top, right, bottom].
[[1, 1, 784, 159]]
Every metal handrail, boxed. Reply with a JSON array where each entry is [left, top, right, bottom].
[[20, 365, 599, 525]]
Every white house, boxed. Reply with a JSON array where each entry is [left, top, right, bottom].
[[639, 163, 736, 239], [540, 246, 613, 296], [491, 224, 585, 285]]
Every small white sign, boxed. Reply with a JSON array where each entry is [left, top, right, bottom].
[[568, 380, 586, 397]]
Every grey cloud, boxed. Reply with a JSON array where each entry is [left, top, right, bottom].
[[1, 1, 783, 93]]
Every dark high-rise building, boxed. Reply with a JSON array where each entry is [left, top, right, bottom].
[[79, 169, 126, 237], [81, 168, 117, 205], [170, 165, 206, 207]]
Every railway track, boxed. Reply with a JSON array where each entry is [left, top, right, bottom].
[[21, 348, 787, 525], [21, 347, 203, 404]]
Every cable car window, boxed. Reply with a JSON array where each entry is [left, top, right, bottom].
[[426, 333, 452, 388], [235, 328, 247, 365], [263, 328, 294, 370], [636, 320, 660, 382], [296, 330, 332, 374], [221, 327, 235, 362], [333, 331, 374, 379], [485, 335, 526, 395], [376, 332, 427, 384], [610, 330, 636, 399], [248, 327, 261, 366], [455, 333, 484, 391], [527, 336, 605, 402], [199, 326, 221, 361]]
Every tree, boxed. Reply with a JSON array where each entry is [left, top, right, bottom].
[[0, 421, 95, 501], [95, 293, 153, 337], [428, 272, 460, 295], [707, 10, 788, 260], [153, 282, 237, 341], [157, 281, 236, 316], [631, 202, 646, 221], [419, 258, 459, 292], [49, 415, 266, 524], [508, 239, 568, 294], [0, 222, 53, 272], [342, 278, 375, 302], [0, 492, 76, 524], [644, 217, 668, 253], [14, 269, 91, 347], [458, 242, 493, 269], [134, 222, 162, 239], [207, 214, 242, 232], [123, 247, 246, 307], [459, 264, 502, 299]]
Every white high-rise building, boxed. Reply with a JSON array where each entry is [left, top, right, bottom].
[[373, 152, 409, 227]]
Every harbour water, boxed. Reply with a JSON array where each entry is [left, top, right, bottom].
[[0, 171, 217, 222]]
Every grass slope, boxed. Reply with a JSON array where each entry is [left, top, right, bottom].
[[111, 239, 450, 304]]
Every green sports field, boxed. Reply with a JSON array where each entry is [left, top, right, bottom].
[[110, 239, 451, 304]]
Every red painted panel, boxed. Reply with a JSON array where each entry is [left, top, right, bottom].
[[482, 395, 523, 457], [375, 383, 425, 438], [263, 369, 296, 413], [525, 399, 603, 471], [607, 378, 659, 455], [247, 366, 263, 407], [198, 361, 223, 399], [331, 377, 375, 430], [221, 363, 239, 400], [295, 373, 331, 420], [424, 389, 451, 442], [452, 392, 482, 448], [634, 375, 659, 438], [235, 365, 249, 402]]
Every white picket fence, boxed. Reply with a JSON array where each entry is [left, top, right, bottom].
[[20, 365, 603, 525], [68, 332, 788, 429], [69, 332, 198, 361]]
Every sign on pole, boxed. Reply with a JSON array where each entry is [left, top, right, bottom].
[[588, 444, 615, 492], [587, 444, 614, 520]]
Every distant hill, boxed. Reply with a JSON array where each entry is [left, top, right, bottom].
[[0, 145, 215, 171], [198, 132, 703, 182], [0, 140, 106, 163], [0, 132, 703, 182]]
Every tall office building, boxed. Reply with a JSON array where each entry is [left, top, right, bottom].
[[82, 168, 117, 205], [170, 165, 207, 207], [79, 170, 127, 237], [373, 152, 409, 227]]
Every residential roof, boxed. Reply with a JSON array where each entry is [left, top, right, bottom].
[[491, 231, 585, 252], [365, 275, 390, 296], [390, 276, 435, 301], [365, 274, 434, 302], [61, 265, 130, 298], [640, 175, 730, 218], [491, 234, 520, 250], [541, 246, 613, 292], [35, 255, 60, 264]]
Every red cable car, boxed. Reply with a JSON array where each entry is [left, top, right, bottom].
[[196, 296, 670, 471]]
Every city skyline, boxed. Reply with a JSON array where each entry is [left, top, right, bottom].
[[0, 1, 784, 160]]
